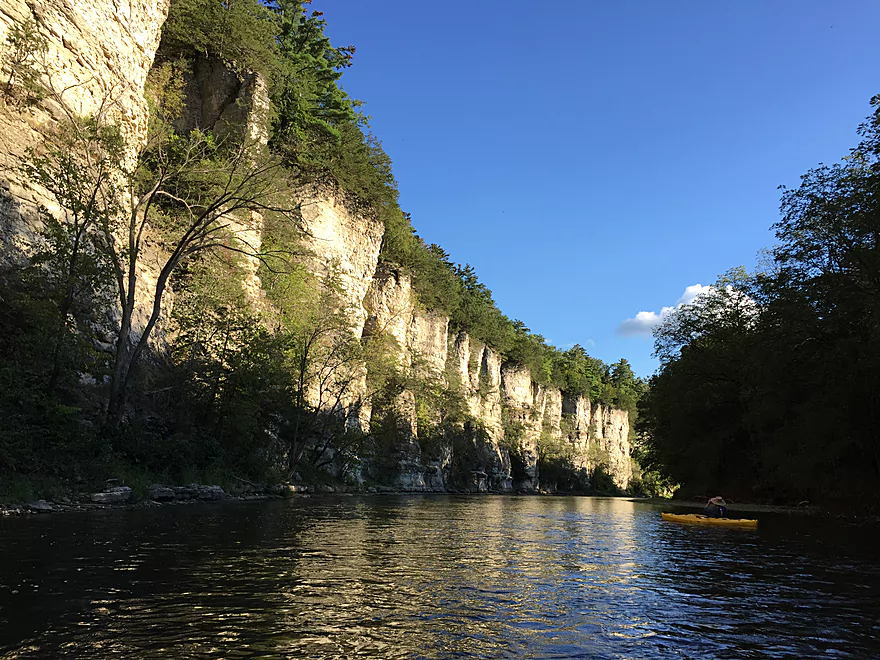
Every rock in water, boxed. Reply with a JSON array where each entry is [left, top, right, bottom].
[[147, 485, 175, 502], [26, 500, 54, 512], [91, 486, 133, 504]]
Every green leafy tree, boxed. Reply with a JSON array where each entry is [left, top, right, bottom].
[[269, 1, 357, 151], [1, 18, 48, 102], [639, 95, 880, 503], [553, 344, 606, 402], [22, 62, 298, 424], [18, 119, 119, 393], [160, 0, 279, 75], [639, 270, 761, 496]]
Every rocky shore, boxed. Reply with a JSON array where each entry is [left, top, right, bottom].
[[1, 480, 541, 517], [0, 481, 389, 517]]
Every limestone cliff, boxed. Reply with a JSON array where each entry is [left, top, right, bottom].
[[0, 0, 176, 346], [0, 0, 633, 492], [360, 265, 632, 491]]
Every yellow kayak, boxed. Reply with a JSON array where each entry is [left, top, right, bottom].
[[661, 512, 758, 528]]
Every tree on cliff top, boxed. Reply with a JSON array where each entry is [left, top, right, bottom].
[[160, 0, 279, 75], [161, 0, 398, 212]]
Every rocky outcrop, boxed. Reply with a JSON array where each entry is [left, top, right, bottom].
[[0, 0, 633, 493], [590, 404, 632, 485], [91, 486, 133, 504], [0, 0, 177, 354], [162, 483, 227, 501], [173, 55, 270, 145], [500, 364, 541, 488], [169, 54, 272, 304], [300, 189, 385, 338]]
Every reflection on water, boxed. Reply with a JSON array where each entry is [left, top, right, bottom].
[[0, 496, 878, 658]]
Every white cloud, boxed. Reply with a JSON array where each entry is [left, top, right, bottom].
[[617, 309, 672, 337], [617, 285, 709, 337], [676, 283, 712, 306]]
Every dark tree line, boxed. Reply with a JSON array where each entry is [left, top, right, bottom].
[[638, 97, 880, 506]]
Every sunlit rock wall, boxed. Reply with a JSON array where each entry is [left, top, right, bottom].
[[0, 0, 178, 347], [299, 188, 384, 339], [589, 404, 632, 487], [0, 0, 170, 256]]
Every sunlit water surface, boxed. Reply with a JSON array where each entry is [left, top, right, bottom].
[[0, 496, 878, 658]]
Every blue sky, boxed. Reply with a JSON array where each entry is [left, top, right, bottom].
[[314, 0, 880, 377]]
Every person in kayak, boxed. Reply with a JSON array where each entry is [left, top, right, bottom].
[[704, 496, 727, 517]]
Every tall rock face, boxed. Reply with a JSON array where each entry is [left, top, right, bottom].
[[300, 188, 385, 339], [560, 395, 632, 488], [500, 364, 542, 489], [0, 0, 633, 491], [0, 0, 174, 347], [173, 55, 271, 145], [0, 0, 170, 256], [171, 54, 273, 305], [449, 331, 510, 491]]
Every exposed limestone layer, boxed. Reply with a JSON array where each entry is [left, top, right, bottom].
[[174, 55, 271, 147], [587, 404, 632, 485], [0, 0, 172, 345], [299, 189, 384, 338], [173, 55, 272, 303], [450, 331, 509, 491]]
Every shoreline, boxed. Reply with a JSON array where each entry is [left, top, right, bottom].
[[0, 483, 600, 517], [4, 490, 877, 525], [631, 497, 823, 515]]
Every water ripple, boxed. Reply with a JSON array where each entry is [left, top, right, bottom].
[[0, 497, 878, 658]]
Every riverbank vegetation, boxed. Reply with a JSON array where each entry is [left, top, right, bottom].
[[638, 97, 880, 507], [0, 1, 643, 501]]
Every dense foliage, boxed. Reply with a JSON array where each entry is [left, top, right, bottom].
[[638, 97, 880, 505]]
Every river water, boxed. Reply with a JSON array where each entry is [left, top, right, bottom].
[[0, 496, 878, 659]]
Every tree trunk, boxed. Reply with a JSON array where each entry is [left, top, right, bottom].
[[107, 312, 132, 426]]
